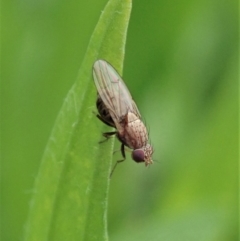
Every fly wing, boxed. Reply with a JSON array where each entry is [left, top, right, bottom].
[[93, 60, 141, 125]]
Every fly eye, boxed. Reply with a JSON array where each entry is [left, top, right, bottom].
[[132, 149, 145, 163]]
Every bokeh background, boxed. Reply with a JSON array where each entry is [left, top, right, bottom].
[[2, 0, 238, 241]]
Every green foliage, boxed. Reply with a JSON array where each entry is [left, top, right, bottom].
[[24, 0, 131, 240], [2, 0, 238, 241], [2, 0, 132, 240], [23, 0, 131, 240]]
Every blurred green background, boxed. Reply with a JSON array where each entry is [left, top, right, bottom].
[[2, 0, 238, 241]]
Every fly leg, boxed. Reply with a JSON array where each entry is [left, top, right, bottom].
[[96, 114, 114, 127], [93, 111, 116, 143], [99, 131, 117, 144], [110, 143, 126, 178]]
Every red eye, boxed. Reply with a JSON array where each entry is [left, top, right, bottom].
[[132, 149, 145, 163]]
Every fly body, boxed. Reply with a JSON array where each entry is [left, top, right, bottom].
[[93, 60, 153, 174]]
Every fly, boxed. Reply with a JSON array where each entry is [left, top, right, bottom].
[[93, 60, 153, 176]]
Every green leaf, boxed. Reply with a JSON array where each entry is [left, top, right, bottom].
[[24, 0, 132, 240]]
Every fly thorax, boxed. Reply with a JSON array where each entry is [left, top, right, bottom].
[[126, 112, 139, 123], [120, 112, 148, 149]]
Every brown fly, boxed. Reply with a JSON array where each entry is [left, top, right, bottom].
[[93, 60, 153, 176]]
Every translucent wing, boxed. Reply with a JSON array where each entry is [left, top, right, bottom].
[[93, 60, 141, 125]]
